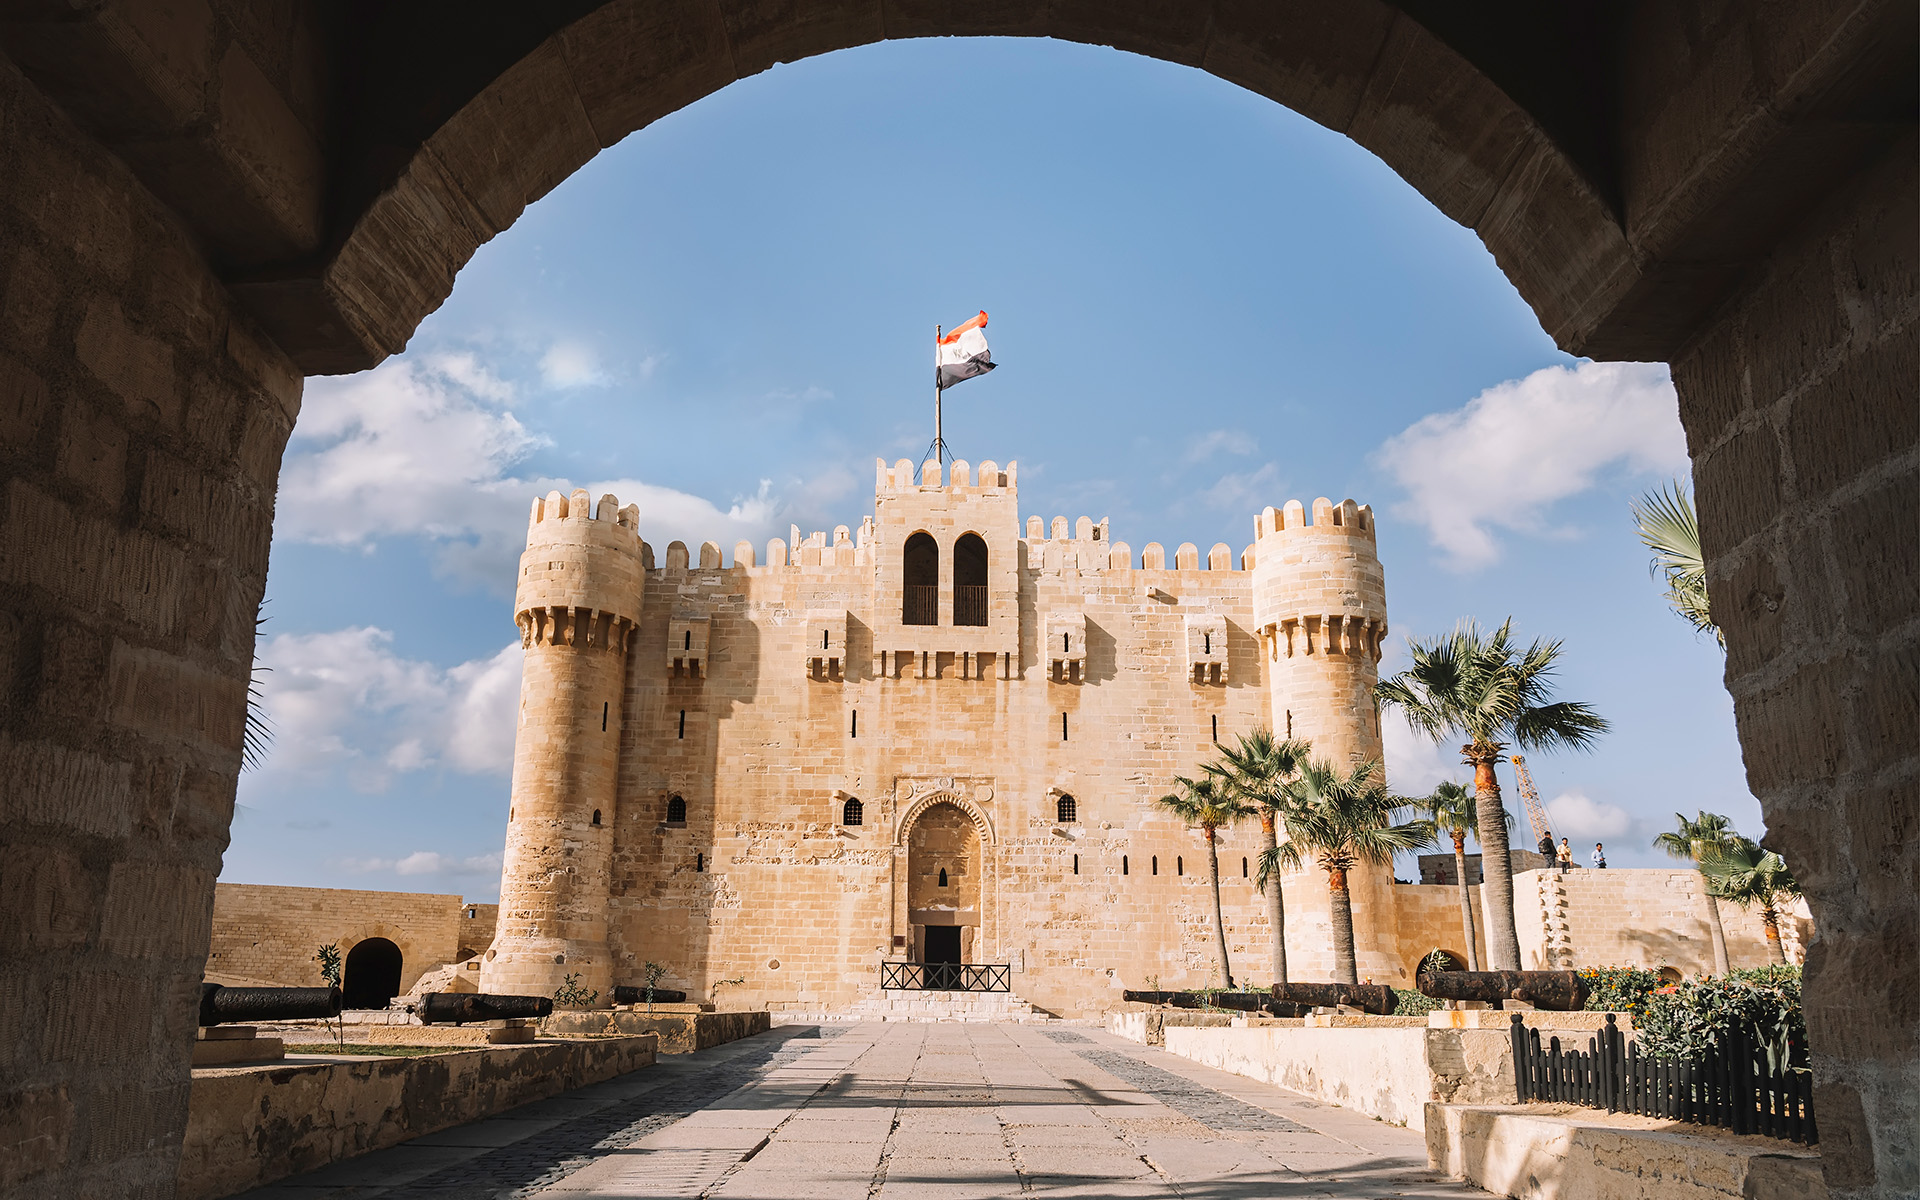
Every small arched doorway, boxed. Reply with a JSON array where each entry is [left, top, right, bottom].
[[903, 532, 938, 625], [343, 938, 403, 1009], [907, 801, 981, 986], [954, 533, 988, 626]]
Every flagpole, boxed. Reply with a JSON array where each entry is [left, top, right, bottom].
[[933, 324, 945, 465]]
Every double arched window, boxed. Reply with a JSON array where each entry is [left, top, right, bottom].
[[901, 532, 990, 626]]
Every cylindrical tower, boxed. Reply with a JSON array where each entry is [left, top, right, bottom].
[[480, 488, 644, 1001], [1251, 497, 1401, 982]]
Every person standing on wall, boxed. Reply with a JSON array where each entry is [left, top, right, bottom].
[[1557, 838, 1574, 872], [1538, 829, 1556, 861], [1591, 843, 1607, 869]]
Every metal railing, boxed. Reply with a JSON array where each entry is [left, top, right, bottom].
[[1511, 1013, 1816, 1143], [880, 961, 1011, 992], [903, 585, 937, 626], [954, 585, 989, 626]]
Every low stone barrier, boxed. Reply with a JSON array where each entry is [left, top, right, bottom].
[[176, 1035, 657, 1200], [1107, 1009, 1238, 1045], [541, 1008, 771, 1053], [1426, 1103, 1825, 1199]]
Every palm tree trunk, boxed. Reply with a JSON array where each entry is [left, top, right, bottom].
[[1327, 865, 1358, 985], [1452, 833, 1481, 970], [1761, 906, 1786, 966], [1704, 891, 1732, 974], [1205, 827, 1233, 988], [1468, 745, 1522, 970], [1260, 812, 1287, 985]]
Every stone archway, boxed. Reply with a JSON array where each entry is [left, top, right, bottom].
[[0, 7, 1911, 1194], [904, 801, 984, 969], [342, 938, 404, 1010]]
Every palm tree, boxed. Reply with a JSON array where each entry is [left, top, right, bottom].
[[1156, 774, 1253, 988], [1699, 837, 1800, 966], [1377, 618, 1610, 970], [1631, 480, 1723, 647], [1268, 758, 1431, 984], [1655, 811, 1742, 974], [1207, 730, 1313, 985], [1415, 781, 1507, 971]]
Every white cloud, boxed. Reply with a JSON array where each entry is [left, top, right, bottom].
[[1184, 429, 1257, 464], [1375, 361, 1685, 569], [253, 628, 522, 791], [1203, 462, 1283, 515], [279, 356, 790, 588], [340, 850, 503, 877], [538, 340, 611, 388], [1382, 710, 1464, 798], [1545, 790, 1634, 841]]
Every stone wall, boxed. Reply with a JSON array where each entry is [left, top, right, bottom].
[[204, 883, 473, 994], [1510, 869, 1808, 975], [1672, 132, 1917, 1197], [175, 1035, 658, 1200], [0, 47, 300, 1200]]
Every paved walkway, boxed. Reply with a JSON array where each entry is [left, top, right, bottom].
[[237, 1022, 1489, 1199]]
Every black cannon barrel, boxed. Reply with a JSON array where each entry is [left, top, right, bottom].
[[1416, 970, 1589, 1011], [417, 992, 555, 1025], [1121, 990, 1269, 1012], [1269, 982, 1398, 1014], [612, 986, 689, 1006], [199, 983, 342, 1027]]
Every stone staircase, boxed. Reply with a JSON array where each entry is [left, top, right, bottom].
[[1537, 870, 1575, 968], [773, 986, 1053, 1024]]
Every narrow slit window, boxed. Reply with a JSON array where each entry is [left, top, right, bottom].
[[602, 701, 608, 732], [1061, 712, 1068, 742], [1211, 714, 1218, 742], [937, 868, 948, 888], [1122, 855, 1129, 876], [1152, 856, 1159, 875], [1072, 854, 1079, 875], [1062, 632, 1070, 653], [684, 630, 692, 650], [1177, 856, 1183, 876], [695, 852, 704, 872], [677, 710, 686, 738], [823, 629, 830, 650], [1242, 856, 1249, 877], [850, 710, 858, 738], [1204, 632, 1211, 654]]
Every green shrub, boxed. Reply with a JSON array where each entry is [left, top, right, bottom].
[[1393, 988, 1441, 1016], [1636, 965, 1805, 1068], [1579, 966, 1665, 1018]]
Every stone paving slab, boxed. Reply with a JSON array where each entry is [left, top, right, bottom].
[[232, 1020, 1490, 1199]]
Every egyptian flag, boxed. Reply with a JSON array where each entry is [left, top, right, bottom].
[[936, 311, 996, 389]]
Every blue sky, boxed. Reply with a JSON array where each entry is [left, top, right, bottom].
[[230, 37, 1758, 900]]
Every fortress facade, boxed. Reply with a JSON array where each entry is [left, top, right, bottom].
[[471, 456, 1798, 1016], [477, 454, 1409, 1017]]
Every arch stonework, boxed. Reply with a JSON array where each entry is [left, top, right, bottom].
[[0, 6, 1911, 1194], [893, 782, 996, 849]]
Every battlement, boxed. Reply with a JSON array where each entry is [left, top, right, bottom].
[[1253, 497, 1376, 542], [529, 487, 641, 535], [875, 458, 1017, 493]]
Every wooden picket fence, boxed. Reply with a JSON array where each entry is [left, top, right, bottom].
[[1509, 1012, 1817, 1144]]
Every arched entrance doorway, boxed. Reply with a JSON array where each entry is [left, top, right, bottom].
[[907, 802, 982, 987], [343, 938, 403, 1010]]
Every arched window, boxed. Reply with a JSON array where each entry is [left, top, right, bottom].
[[666, 795, 686, 823], [903, 532, 938, 625], [1177, 856, 1184, 875], [954, 533, 988, 625], [842, 797, 863, 826], [937, 867, 948, 887], [1055, 794, 1077, 824], [591, 809, 602, 826]]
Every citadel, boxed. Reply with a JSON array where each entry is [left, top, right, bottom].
[[446, 455, 1792, 1018]]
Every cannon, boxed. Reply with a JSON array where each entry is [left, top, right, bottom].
[[1121, 991, 1316, 1018], [1416, 969, 1589, 1011], [417, 992, 555, 1025], [612, 986, 689, 1006], [1269, 982, 1398, 1015], [198, 983, 342, 1027]]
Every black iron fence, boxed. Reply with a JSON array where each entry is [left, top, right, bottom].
[[903, 586, 937, 626], [880, 961, 1011, 992], [1510, 1013, 1816, 1144]]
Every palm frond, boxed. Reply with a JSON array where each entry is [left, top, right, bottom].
[[1632, 480, 1723, 646]]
